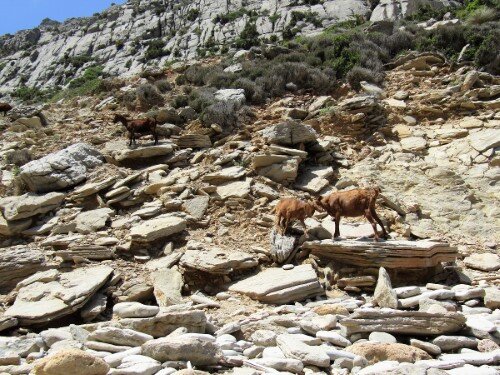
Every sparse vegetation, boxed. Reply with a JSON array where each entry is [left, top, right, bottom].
[[145, 39, 169, 61], [201, 100, 239, 129], [136, 83, 164, 109]]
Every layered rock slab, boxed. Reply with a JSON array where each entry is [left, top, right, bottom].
[[5, 266, 114, 325], [229, 264, 323, 304], [340, 308, 466, 336], [180, 248, 258, 275], [302, 239, 457, 268]]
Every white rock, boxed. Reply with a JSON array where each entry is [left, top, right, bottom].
[[113, 303, 159, 319]]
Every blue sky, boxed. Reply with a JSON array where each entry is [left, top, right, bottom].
[[0, 0, 127, 36]]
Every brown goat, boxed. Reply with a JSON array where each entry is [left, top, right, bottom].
[[0, 102, 12, 116], [273, 197, 320, 235], [316, 188, 388, 241], [113, 114, 158, 146]]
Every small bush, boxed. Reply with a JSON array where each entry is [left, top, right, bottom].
[[232, 77, 265, 104], [171, 95, 189, 108], [188, 87, 216, 113], [187, 8, 200, 21], [136, 83, 164, 108], [145, 39, 168, 60], [347, 66, 383, 90], [13, 86, 45, 102], [466, 6, 498, 24], [68, 66, 103, 89], [202, 100, 238, 129], [155, 79, 172, 93], [235, 22, 260, 49], [65, 54, 93, 68]]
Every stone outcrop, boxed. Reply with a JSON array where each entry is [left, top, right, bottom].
[[302, 239, 458, 268], [0, 192, 65, 221], [0, 246, 48, 291], [180, 248, 258, 275], [259, 121, 317, 146], [19, 143, 104, 193], [130, 216, 186, 243]]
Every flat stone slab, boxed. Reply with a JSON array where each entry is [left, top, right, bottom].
[[5, 265, 113, 325], [103, 141, 174, 162], [229, 264, 323, 304], [0, 192, 65, 221], [180, 248, 258, 275], [130, 216, 186, 243], [295, 166, 334, 194], [340, 308, 466, 336], [302, 239, 457, 269], [0, 246, 48, 291]]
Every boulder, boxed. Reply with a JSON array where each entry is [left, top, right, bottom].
[[0, 215, 32, 236], [4, 266, 114, 325], [180, 248, 258, 274], [32, 349, 109, 375], [75, 208, 114, 234], [484, 288, 500, 309], [130, 216, 186, 243], [203, 166, 246, 184], [0, 192, 65, 221], [151, 268, 183, 306], [345, 342, 431, 364], [142, 336, 222, 365], [269, 230, 299, 264], [0, 246, 48, 291], [216, 178, 252, 199], [295, 166, 334, 194], [214, 89, 245, 105], [468, 129, 500, 152], [373, 267, 398, 309], [277, 334, 330, 367], [20, 143, 104, 193], [432, 336, 478, 351], [341, 309, 466, 336], [256, 158, 300, 184], [463, 253, 500, 272], [229, 264, 323, 304], [259, 121, 317, 146], [116, 309, 206, 337], [182, 196, 209, 220]]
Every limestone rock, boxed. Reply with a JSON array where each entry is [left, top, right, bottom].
[[373, 267, 398, 309], [5, 265, 114, 325], [0, 192, 65, 221], [151, 268, 183, 306], [0, 246, 48, 291], [32, 349, 109, 375], [182, 196, 209, 220], [75, 208, 114, 234], [259, 121, 317, 146], [103, 141, 174, 162], [203, 166, 246, 184], [302, 239, 457, 269], [464, 253, 500, 272], [269, 230, 299, 264], [483, 288, 500, 309], [214, 89, 246, 105], [295, 166, 334, 194], [468, 129, 500, 152], [142, 336, 222, 365], [88, 327, 153, 347], [216, 178, 252, 200], [256, 158, 300, 185], [177, 134, 212, 148], [277, 334, 330, 367], [20, 143, 104, 193], [180, 248, 258, 275], [116, 309, 206, 337], [432, 336, 478, 351], [341, 308, 466, 336], [229, 264, 323, 304], [345, 342, 431, 364], [130, 216, 186, 243], [113, 302, 159, 319]]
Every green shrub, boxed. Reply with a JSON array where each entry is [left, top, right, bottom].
[[171, 95, 189, 108], [235, 22, 260, 49], [347, 66, 383, 90], [187, 8, 200, 21], [145, 39, 168, 60], [68, 66, 104, 89], [232, 77, 265, 104], [136, 83, 164, 108], [0, 62, 6, 72], [188, 87, 216, 113], [155, 79, 172, 93], [13, 86, 45, 102], [65, 54, 93, 68], [465, 6, 498, 24], [202, 101, 238, 129]]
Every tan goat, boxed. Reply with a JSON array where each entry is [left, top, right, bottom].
[[273, 197, 319, 235], [316, 187, 388, 241]]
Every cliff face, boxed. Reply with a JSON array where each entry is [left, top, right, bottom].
[[0, 0, 455, 92]]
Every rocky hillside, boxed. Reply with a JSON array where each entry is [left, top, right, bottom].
[[0, 0, 461, 91], [0, 1, 499, 375]]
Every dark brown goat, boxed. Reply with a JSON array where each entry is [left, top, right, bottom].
[[114, 114, 158, 146], [316, 188, 388, 241], [0, 102, 12, 116], [273, 197, 320, 235]]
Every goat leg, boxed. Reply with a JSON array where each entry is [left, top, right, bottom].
[[365, 209, 380, 242], [334, 212, 341, 239], [300, 219, 309, 236], [371, 208, 388, 239]]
